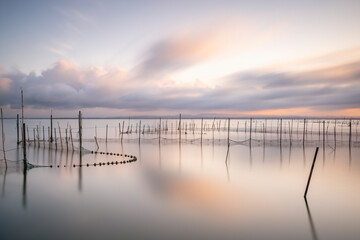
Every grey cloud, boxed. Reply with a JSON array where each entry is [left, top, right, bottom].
[[1, 56, 360, 115]]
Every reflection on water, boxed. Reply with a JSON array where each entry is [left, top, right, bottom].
[[22, 159, 27, 209], [78, 151, 82, 192], [0, 119, 359, 240], [305, 198, 318, 240]]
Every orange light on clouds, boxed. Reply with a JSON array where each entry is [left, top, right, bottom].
[[206, 107, 360, 118]]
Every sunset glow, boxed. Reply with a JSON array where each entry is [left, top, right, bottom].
[[0, 0, 359, 117]]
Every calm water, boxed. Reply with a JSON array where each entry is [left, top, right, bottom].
[[0, 118, 359, 240]]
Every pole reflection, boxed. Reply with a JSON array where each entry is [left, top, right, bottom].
[[225, 145, 230, 182], [304, 198, 318, 240], [22, 162, 27, 209], [78, 151, 82, 192], [1, 166, 6, 198]]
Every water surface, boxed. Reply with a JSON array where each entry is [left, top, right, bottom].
[[1, 118, 359, 240]]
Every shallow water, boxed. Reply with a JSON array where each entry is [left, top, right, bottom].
[[0, 118, 359, 240]]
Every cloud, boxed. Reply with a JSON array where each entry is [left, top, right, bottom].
[[1, 30, 360, 118], [224, 61, 360, 111], [134, 28, 237, 80]]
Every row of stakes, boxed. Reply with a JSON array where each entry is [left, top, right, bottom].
[[49, 151, 137, 168]]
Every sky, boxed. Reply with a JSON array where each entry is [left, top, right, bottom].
[[0, 0, 360, 118]]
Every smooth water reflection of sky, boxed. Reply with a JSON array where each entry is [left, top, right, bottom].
[[0, 119, 359, 239]]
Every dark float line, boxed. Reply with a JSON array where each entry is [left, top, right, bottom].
[[49, 150, 137, 168]]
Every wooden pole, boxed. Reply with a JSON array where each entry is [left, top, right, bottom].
[[1, 108, 7, 167], [21, 89, 24, 124], [54, 128, 57, 149], [23, 123, 26, 161], [179, 114, 182, 142], [50, 112, 53, 142], [323, 120, 325, 145], [139, 120, 141, 143], [192, 120, 195, 135], [16, 114, 20, 144], [227, 118, 230, 147], [280, 118, 282, 143], [70, 126, 74, 150], [265, 119, 267, 134], [159, 118, 161, 143], [27, 126, 30, 145], [249, 118, 252, 142], [65, 128, 68, 151], [349, 119, 352, 145], [304, 147, 319, 198], [263, 123, 265, 142], [290, 119, 293, 145], [201, 118, 203, 144], [106, 124, 108, 143], [58, 122, 63, 149], [78, 111, 82, 149], [94, 136, 99, 151], [121, 121, 124, 142], [37, 125, 40, 147], [255, 120, 257, 133], [303, 119, 306, 146], [334, 120, 337, 149]]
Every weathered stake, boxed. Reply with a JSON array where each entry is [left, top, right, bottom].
[[94, 136, 99, 151], [78, 111, 82, 149], [139, 120, 141, 144], [21, 89, 24, 123], [303, 118, 306, 145], [27, 127, 30, 144], [201, 118, 203, 144], [1, 108, 7, 167], [33, 128, 36, 144], [69, 125, 74, 150], [323, 120, 325, 146], [334, 119, 337, 149], [37, 125, 40, 147], [121, 121, 124, 142], [65, 128, 68, 151], [159, 118, 161, 143], [50, 112, 53, 142], [23, 123, 27, 161], [249, 118, 252, 143], [179, 114, 182, 142], [54, 128, 57, 149], [304, 147, 319, 198], [280, 118, 282, 143], [349, 119, 352, 146], [58, 122, 63, 149], [106, 124, 108, 142], [227, 118, 230, 146], [16, 114, 20, 144], [42, 126, 45, 146]]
